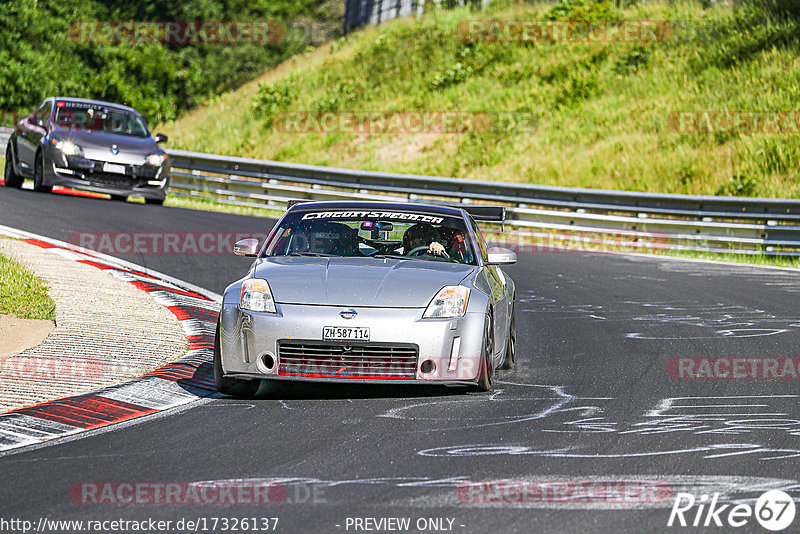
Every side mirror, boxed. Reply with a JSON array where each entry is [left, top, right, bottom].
[[155, 133, 168, 144], [486, 247, 517, 265], [234, 238, 260, 257]]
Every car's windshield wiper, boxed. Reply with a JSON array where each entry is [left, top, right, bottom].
[[370, 254, 411, 260], [287, 252, 335, 257]]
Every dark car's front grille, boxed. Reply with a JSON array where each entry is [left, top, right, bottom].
[[277, 341, 418, 379], [88, 172, 136, 186], [64, 156, 160, 186]]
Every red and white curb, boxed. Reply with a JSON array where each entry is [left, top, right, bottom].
[[0, 226, 223, 453]]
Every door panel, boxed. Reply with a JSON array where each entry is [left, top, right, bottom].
[[17, 102, 49, 174], [487, 265, 508, 359]]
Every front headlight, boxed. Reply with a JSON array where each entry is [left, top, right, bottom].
[[423, 286, 470, 318], [145, 153, 166, 167], [240, 278, 276, 313], [51, 137, 83, 156]]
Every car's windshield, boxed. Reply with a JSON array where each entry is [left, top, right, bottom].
[[54, 103, 150, 138], [264, 208, 477, 265]]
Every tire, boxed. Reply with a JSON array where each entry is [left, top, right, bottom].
[[213, 319, 260, 397], [32, 151, 52, 193], [144, 197, 164, 205], [110, 194, 127, 202], [499, 306, 516, 370], [472, 313, 494, 392], [4, 144, 23, 188]]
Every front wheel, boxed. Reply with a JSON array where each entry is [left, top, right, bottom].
[[4, 145, 23, 188], [32, 151, 52, 193], [213, 319, 260, 397], [471, 313, 494, 392]]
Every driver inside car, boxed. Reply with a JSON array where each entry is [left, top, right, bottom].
[[402, 223, 446, 256]]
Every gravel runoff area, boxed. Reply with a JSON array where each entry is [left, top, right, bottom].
[[0, 238, 187, 412]]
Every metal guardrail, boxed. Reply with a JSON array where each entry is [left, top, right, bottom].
[[166, 149, 800, 257]]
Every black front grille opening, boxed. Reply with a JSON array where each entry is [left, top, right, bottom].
[[277, 341, 419, 378]]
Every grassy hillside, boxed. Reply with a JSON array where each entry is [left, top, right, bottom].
[[0, 0, 341, 124], [163, 0, 800, 198]]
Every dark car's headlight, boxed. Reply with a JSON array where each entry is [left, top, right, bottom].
[[423, 286, 470, 318], [145, 153, 166, 167], [240, 279, 276, 313], [51, 137, 83, 157]]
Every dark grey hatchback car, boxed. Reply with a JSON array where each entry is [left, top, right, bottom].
[[4, 97, 169, 204]]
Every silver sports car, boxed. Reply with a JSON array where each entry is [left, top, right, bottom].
[[215, 200, 517, 395]]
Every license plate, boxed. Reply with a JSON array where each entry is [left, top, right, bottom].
[[323, 326, 370, 341], [103, 162, 126, 175]]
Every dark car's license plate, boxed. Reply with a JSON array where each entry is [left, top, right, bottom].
[[103, 162, 126, 175], [323, 326, 370, 341]]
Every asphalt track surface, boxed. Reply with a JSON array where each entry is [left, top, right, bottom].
[[2, 186, 800, 533]]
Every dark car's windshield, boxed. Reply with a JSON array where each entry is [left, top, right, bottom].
[[264, 209, 477, 265], [53, 103, 150, 138]]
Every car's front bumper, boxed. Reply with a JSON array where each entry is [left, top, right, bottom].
[[219, 303, 487, 385], [46, 153, 168, 199]]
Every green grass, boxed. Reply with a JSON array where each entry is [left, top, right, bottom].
[[651, 248, 800, 269], [161, 0, 800, 198], [0, 251, 56, 321]]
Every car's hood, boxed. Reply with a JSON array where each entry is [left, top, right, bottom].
[[51, 129, 159, 164], [253, 257, 476, 307]]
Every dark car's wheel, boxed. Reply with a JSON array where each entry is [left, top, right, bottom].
[[499, 306, 516, 370], [472, 313, 494, 392], [32, 151, 52, 193], [4, 145, 23, 188], [144, 197, 164, 205], [213, 319, 260, 397], [110, 194, 127, 202]]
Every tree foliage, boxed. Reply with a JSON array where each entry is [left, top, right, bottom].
[[0, 0, 340, 122]]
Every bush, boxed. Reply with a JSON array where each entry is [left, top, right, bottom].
[[614, 46, 651, 74], [546, 0, 622, 22], [430, 62, 474, 90], [716, 172, 759, 196], [253, 78, 298, 126]]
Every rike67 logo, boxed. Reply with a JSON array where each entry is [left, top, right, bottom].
[[668, 490, 796, 531]]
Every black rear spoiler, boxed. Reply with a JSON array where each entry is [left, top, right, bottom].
[[459, 205, 506, 230], [287, 199, 312, 209], [459, 205, 505, 223]]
